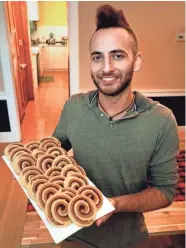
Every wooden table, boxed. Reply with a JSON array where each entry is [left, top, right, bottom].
[[21, 201, 185, 247], [0, 143, 28, 248]]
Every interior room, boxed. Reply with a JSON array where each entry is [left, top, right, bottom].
[[0, 1, 185, 248]]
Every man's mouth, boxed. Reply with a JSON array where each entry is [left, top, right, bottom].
[[101, 77, 115, 81], [100, 77, 118, 84]]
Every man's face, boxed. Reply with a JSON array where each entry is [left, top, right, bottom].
[[90, 28, 136, 97]]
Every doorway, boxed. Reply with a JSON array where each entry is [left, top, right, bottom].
[[5, 1, 34, 123], [8, 1, 70, 142]]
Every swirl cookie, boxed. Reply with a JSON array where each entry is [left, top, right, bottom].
[[64, 173, 89, 191], [61, 164, 86, 177], [36, 154, 55, 172], [36, 182, 61, 210], [76, 185, 103, 210], [47, 147, 67, 157], [39, 137, 61, 150], [4, 143, 24, 157], [49, 175, 65, 188], [12, 153, 36, 175], [45, 166, 63, 178], [9, 147, 32, 162], [19, 166, 44, 189], [68, 195, 97, 227], [74, 165, 86, 176], [32, 148, 47, 159], [27, 175, 49, 200], [57, 187, 76, 198], [25, 141, 41, 151], [52, 155, 77, 169], [45, 193, 72, 226], [39, 136, 61, 146], [68, 156, 77, 165]]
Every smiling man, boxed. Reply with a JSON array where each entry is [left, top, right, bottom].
[[53, 5, 179, 248]]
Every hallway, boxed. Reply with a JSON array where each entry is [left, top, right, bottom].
[[21, 71, 69, 142]]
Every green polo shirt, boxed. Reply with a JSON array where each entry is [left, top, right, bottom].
[[53, 90, 179, 248]]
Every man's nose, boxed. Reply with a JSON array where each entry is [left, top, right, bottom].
[[102, 58, 114, 74]]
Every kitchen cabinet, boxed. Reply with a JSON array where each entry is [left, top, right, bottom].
[[42, 46, 68, 70], [42, 47, 53, 70], [27, 1, 39, 21], [31, 54, 38, 89], [38, 47, 44, 76]]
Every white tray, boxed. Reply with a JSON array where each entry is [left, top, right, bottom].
[[2, 155, 115, 244]]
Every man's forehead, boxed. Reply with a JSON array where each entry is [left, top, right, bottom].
[[90, 27, 133, 53]]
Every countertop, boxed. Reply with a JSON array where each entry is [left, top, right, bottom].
[[31, 44, 67, 55], [21, 201, 185, 247]]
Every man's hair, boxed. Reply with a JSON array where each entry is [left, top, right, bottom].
[[91, 5, 138, 55]]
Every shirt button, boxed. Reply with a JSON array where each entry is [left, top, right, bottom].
[[109, 124, 113, 127], [101, 114, 104, 116]]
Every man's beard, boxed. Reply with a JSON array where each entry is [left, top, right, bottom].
[[91, 70, 134, 97]]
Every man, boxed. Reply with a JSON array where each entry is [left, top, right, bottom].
[[53, 5, 179, 248]]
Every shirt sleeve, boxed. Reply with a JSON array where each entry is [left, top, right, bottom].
[[149, 111, 180, 204], [52, 100, 72, 151]]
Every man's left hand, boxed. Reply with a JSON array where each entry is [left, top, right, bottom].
[[95, 198, 116, 227]]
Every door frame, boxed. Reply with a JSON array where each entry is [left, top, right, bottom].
[[0, 2, 80, 142], [68, 2, 80, 96], [0, 2, 21, 142]]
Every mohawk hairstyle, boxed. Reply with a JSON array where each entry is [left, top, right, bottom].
[[93, 5, 138, 55], [96, 5, 130, 30]]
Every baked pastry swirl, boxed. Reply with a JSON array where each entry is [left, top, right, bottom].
[[74, 165, 86, 176], [64, 173, 89, 191], [76, 185, 103, 210], [49, 175, 65, 188], [27, 175, 49, 200], [36, 154, 56, 172], [45, 193, 72, 226], [68, 195, 97, 227], [47, 147, 67, 157], [61, 164, 86, 177], [36, 182, 61, 210], [12, 153, 36, 175], [19, 166, 44, 188], [25, 141, 41, 151], [4, 143, 24, 157], [52, 155, 77, 169], [32, 148, 47, 159], [57, 187, 76, 198], [45, 166, 63, 178], [39, 136, 61, 146], [68, 156, 77, 165], [9, 147, 32, 162], [39, 137, 61, 150]]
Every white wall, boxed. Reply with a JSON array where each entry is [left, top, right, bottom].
[[0, 2, 21, 142], [0, 53, 4, 92]]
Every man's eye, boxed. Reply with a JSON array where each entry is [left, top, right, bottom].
[[92, 55, 102, 62], [112, 54, 124, 60]]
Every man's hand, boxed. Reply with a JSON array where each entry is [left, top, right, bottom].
[[96, 198, 116, 227]]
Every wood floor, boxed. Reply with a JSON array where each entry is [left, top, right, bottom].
[[21, 71, 69, 142]]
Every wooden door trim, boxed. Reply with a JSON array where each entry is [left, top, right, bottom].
[[19, 2, 34, 100]]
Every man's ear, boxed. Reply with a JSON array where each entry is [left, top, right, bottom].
[[133, 52, 143, 72]]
